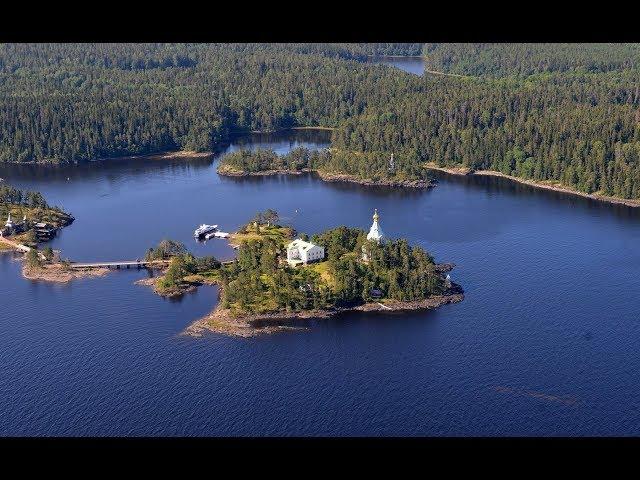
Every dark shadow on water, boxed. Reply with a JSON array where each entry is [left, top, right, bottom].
[[314, 174, 435, 200], [0, 155, 216, 185], [219, 171, 435, 200], [249, 305, 443, 335], [430, 170, 640, 221], [217, 172, 312, 188], [228, 129, 332, 147]]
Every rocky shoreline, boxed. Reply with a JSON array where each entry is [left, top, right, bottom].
[[247, 126, 335, 134], [425, 163, 640, 208], [217, 165, 435, 189], [22, 263, 109, 283], [134, 275, 198, 298], [183, 277, 464, 338], [217, 166, 308, 177], [316, 171, 434, 189]]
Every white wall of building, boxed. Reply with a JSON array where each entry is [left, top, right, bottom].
[[287, 239, 325, 265], [301, 245, 324, 263]]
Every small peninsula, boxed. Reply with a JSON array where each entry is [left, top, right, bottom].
[[139, 209, 463, 337], [217, 147, 435, 189], [1, 184, 74, 238], [136, 239, 222, 297], [0, 184, 83, 281], [22, 257, 110, 283]]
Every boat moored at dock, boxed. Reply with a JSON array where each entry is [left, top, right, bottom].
[[193, 224, 218, 238]]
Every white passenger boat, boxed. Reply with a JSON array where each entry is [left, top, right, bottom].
[[194, 224, 218, 238], [204, 230, 229, 240]]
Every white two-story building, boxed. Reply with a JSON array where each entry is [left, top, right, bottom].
[[286, 239, 325, 266]]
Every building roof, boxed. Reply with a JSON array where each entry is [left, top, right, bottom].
[[288, 239, 321, 252]]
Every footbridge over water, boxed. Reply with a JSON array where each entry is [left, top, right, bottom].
[[69, 259, 234, 269], [1, 235, 236, 270], [68, 260, 170, 270]]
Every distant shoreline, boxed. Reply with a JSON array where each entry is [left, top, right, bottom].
[[247, 126, 335, 134], [97, 150, 214, 163], [2, 149, 214, 166], [1, 127, 333, 166], [425, 163, 640, 208]]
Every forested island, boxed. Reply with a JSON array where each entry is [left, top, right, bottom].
[[2, 43, 640, 201], [136, 211, 463, 337], [217, 147, 433, 188]]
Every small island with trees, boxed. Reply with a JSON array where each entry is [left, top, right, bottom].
[[138, 209, 464, 337], [217, 147, 435, 189]]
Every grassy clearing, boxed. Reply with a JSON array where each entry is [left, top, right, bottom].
[[308, 261, 336, 289], [227, 295, 279, 317], [230, 224, 294, 247], [183, 269, 222, 285]]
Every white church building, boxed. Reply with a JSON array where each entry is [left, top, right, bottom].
[[286, 239, 325, 266], [366, 208, 385, 243], [1, 213, 26, 237], [362, 209, 386, 261]]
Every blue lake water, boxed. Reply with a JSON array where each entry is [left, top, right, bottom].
[[2, 129, 640, 436], [367, 55, 426, 75]]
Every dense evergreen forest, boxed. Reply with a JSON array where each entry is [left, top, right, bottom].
[[2, 43, 640, 200], [422, 43, 640, 76], [0, 184, 49, 209], [0, 43, 416, 163]]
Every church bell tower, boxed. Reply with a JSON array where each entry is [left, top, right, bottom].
[[366, 209, 385, 244]]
